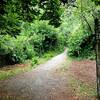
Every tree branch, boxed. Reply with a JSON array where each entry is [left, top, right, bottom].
[[82, 14, 93, 33]]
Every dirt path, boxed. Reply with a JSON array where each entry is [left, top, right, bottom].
[[0, 51, 97, 100]]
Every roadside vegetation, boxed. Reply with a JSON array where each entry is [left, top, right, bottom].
[[0, 0, 96, 62], [0, 49, 61, 80], [0, 0, 98, 86]]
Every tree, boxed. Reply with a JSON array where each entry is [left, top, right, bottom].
[[39, 0, 77, 27], [0, 0, 40, 36], [18, 0, 39, 22], [94, 4, 100, 98], [39, 0, 62, 27]]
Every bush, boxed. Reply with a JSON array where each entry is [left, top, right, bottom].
[[0, 20, 60, 66], [24, 43, 35, 59], [31, 56, 39, 66], [21, 20, 58, 55], [1, 13, 21, 36], [0, 35, 35, 65], [31, 20, 58, 51], [0, 35, 14, 55], [9, 36, 36, 64], [0, 35, 14, 66], [57, 32, 67, 50], [67, 25, 94, 58]]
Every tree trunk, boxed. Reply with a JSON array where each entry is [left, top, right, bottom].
[[95, 18, 100, 98], [0, 55, 6, 67]]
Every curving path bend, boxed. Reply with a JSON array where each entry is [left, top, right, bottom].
[[0, 50, 75, 100]]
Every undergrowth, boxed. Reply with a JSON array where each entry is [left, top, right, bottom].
[[0, 49, 62, 80]]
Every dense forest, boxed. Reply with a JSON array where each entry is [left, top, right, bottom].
[[0, 0, 99, 66]]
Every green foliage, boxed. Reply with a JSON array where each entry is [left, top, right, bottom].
[[0, 35, 14, 55], [24, 43, 35, 59], [8, 36, 28, 63], [0, 0, 40, 36], [0, 35, 35, 64], [0, 20, 59, 66], [57, 32, 67, 50], [5, 0, 39, 22], [21, 20, 58, 54], [0, 0, 97, 66], [31, 57, 39, 66], [1, 13, 21, 36], [92, 0, 100, 5], [67, 25, 94, 58], [59, 0, 95, 59], [59, 6, 81, 51], [0, 0, 63, 37], [39, 0, 62, 27]]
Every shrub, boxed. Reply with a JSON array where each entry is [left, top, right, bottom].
[[32, 20, 58, 51], [31, 56, 39, 66], [4, 36, 26, 64], [0, 35, 14, 66], [9, 36, 36, 64], [0, 20, 59, 66], [57, 32, 67, 50], [1, 13, 21, 36], [67, 25, 94, 58], [0, 35, 14, 55], [0, 35, 35, 65], [21, 20, 58, 55], [24, 43, 35, 59]]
